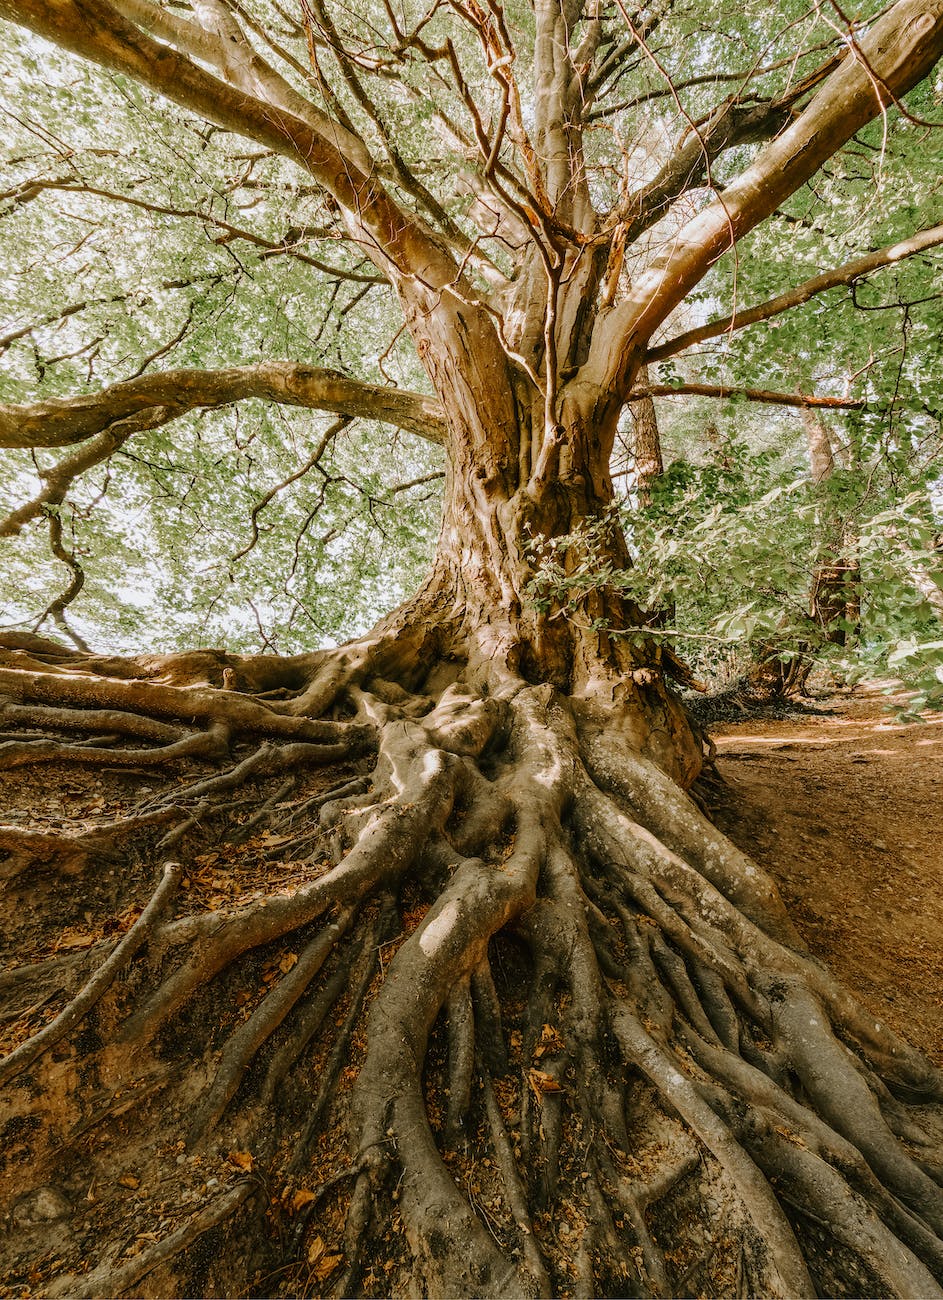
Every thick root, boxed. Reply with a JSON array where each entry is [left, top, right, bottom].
[[1, 640, 942, 1299]]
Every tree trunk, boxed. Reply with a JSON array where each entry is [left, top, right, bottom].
[[628, 369, 665, 510], [805, 408, 860, 657], [751, 410, 860, 696], [623, 373, 677, 636], [393, 382, 703, 784], [3, 393, 943, 1300]]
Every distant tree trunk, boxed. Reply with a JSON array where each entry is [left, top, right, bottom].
[[805, 407, 860, 653], [751, 409, 859, 696], [628, 367, 665, 508], [624, 370, 680, 640], [706, 418, 733, 469]]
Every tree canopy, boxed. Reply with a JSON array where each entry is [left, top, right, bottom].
[[1, 0, 941, 668]]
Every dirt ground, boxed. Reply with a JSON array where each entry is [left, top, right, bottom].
[[709, 681, 943, 1065]]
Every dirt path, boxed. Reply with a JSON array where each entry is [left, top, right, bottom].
[[710, 682, 943, 1064]]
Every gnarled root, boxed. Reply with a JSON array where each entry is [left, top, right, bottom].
[[1, 637, 942, 1299]]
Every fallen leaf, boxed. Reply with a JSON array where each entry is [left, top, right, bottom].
[[307, 1234, 325, 1266], [536, 1023, 565, 1056], [291, 1189, 317, 1213], [279, 952, 298, 974], [228, 1150, 254, 1171], [55, 929, 97, 951], [315, 1252, 344, 1281], [117, 1174, 140, 1190], [528, 1068, 563, 1099]]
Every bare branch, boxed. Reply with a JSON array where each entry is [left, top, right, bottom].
[[229, 415, 350, 563], [588, 39, 841, 119], [618, 96, 799, 244], [0, 293, 126, 353], [648, 221, 943, 361], [36, 511, 92, 649], [629, 383, 865, 409], [0, 362, 446, 451]]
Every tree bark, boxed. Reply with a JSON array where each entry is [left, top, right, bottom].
[[0, 363, 447, 449], [627, 368, 665, 510]]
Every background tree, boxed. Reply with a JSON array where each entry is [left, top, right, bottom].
[[2, 1, 943, 1296]]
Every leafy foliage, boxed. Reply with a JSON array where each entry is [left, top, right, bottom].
[[0, 23, 442, 650], [0, 0, 940, 675], [530, 400, 943, 706]]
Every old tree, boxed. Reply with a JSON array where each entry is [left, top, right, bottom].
[[2, 0, 943, 1294]]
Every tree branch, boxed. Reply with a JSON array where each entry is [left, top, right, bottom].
[[618, 94, 805, 245], [0, 362, 447, 450], [628, 383, 865, 409], [576, 0, 943, 416], [4, 176, 386, 283], [0, 0, 457, 290], [301, 0, 480, 265], [0, 0, 523, 476], [229, 415, 350, 563], [0, 407, 169, 537], [648, 221, 943, 361], [111, 0, 377, 177], [588, 38, 841, 120]]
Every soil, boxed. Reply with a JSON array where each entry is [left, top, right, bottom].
[[709, 681, 943, 1066]]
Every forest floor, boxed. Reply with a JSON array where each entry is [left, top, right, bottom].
[[3, 681, 939, 1076], [709, 680, 943, 1066], [2, 679, 943, 1297]]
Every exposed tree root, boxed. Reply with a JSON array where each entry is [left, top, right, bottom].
[[0, 862, 183, 1089], [1, 635, 942, 1299], [0, 724, 231, 772], [43, 1181, 258, 1300]]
